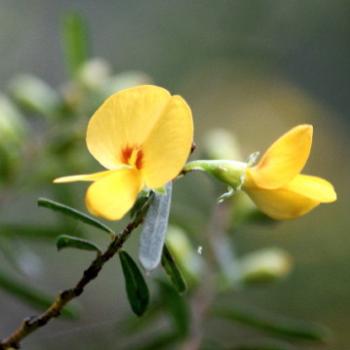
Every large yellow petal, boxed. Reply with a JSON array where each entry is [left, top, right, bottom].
[[286, 174, 337, 203], [53, 170, 112, 183], [249, 125, 313, 189], [85, 169, 142, 220], [245, 185, 320, 220], [141, 95, 193, 189], [86, 85, 172, 169]]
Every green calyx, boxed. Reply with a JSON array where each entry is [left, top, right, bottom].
[[184, 160, 247, 190]]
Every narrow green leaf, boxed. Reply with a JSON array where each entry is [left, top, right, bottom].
[[158, 280, 190, 337], [212, 305, 329, 342], [38, 198, 114, 235], [56, 235, 101, 254], [62, 12, 89, 77], [0, 268, 78, 319], [119, 251, 149, 317], [161, 244, 187, 294]]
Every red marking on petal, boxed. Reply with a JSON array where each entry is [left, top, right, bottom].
[[121, 146, 143, 170], [135, 150, 143, 170], [121, 147, 133, 164]]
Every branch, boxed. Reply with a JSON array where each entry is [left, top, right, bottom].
[[0, 197, 152, 350]]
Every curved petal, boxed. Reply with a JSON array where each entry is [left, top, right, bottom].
[[249, 125, 313, 189], [85, 169, 142, 220], [86, 85, 172, 169], [53, 170, 112, 183], [286, 174, 337, 203], [142, 95, 193, 189], [245, 186, 320, 220]]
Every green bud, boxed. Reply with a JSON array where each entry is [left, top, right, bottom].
[[101, 71, 152, 98], [239, 248, 292, 285], [0, 95, 27, 182], [184, 159, 247, 190], [0, 95, 26, 144], [77, 58, 112, 90], [9, 74, 61, 119], [204, 129, 242, 161]]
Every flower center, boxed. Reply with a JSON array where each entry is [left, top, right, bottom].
[[121, 146, 143, 170]]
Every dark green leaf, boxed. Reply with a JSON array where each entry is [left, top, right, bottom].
[[62, 12, 89, 77], [119, 250, 149, 317], [56, 235, 101, 254], [0, 268, 78, 319], [158, 280, 190, 337], [38, 198, 114, 235], [212, 305, 329, 342], [161, 244, 187, 294]]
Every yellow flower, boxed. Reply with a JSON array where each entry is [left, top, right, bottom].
[[244, 124, 337, 220], [54, 85, 193, 220]]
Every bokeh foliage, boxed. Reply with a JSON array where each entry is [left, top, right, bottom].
[[0, 4, 348, 350]]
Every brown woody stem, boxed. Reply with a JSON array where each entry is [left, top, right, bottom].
[[0, 198, 152, 350]]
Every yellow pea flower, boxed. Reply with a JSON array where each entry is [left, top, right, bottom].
[[184, 124, 336, 220], [54, 85, 193, 220], [243, 125, 337, 220]]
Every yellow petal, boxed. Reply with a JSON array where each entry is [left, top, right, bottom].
[[249, 125, 313, 189], [86, 85, 172, 169], [245, 185, 320, 220], [286, 174, 337, 203], [142, 95, 193, 188], [85, 169, 142, 220], [53, 170, 112, 183]]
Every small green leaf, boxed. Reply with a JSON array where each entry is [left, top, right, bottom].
[[38, 198, 114, 235], [0, 268, 78, 318], [212, 305, 330, 342], [158, 280, 190, 337], [119, 251, 149, 317], [56, 235, 101, 254], [62, 12, 89, 77], [161, 244, 187, 294]]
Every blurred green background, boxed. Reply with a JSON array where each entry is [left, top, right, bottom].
[[0, 1, 349, 349]]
